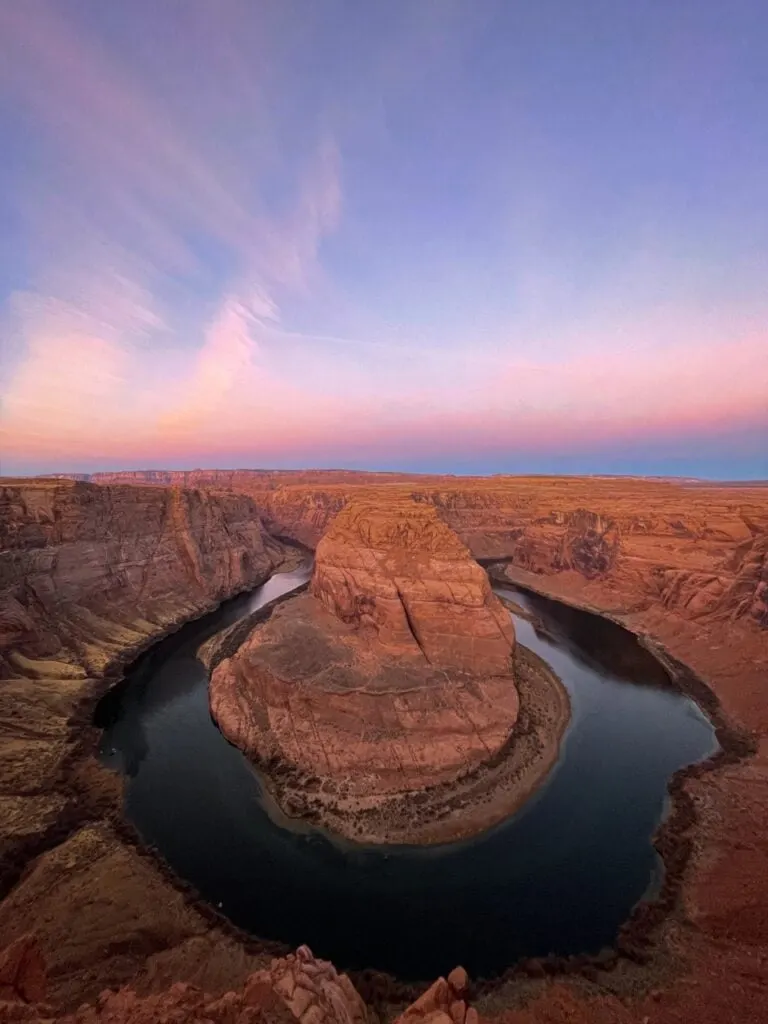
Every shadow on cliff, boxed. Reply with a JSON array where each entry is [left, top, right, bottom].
[[494, 582, 673, 690]]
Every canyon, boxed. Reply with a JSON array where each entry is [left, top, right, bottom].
[[0, 471, 767, 1022]]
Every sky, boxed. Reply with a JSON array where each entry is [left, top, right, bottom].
[[1, 0, 766, 479]]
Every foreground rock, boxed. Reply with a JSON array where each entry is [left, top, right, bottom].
[[0, 940, 371, 1024], [208, 500, 568, 843], [0, 933, 482, 1024]]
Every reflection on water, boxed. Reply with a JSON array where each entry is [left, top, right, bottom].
[[505, 587, 672, 689], [97, 566, 716, 981], [96, 565, 313, 777]]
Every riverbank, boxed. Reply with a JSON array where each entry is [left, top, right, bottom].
[[476, 562, 763, 1022], [219, 636, 571, 846]]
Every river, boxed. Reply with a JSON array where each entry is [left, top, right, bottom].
[[95, 562, 716, 980]]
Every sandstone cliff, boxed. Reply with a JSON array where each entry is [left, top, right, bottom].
[[0, 478, 294, 1007], [61, 472, 767, 630], [237, 476, 768, 630], [0, 479, 285, 671]]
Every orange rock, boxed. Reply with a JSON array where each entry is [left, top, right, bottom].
[[405, 977, 451, 1017], [44, 947, 367, 1024], [208, 501, 523, 841], [0, 935, 46, 1005], [311, 500, 515, 674], [449, 999, 466, 1024], [447, 967, 468, 997]]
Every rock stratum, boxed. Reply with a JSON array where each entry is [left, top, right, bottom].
[[311, 500, 515, 673], [59, 470, 767, 630], [0, 479, 297, 1009], [207, 500, 567, 843], [1, 471, 767, 1023]]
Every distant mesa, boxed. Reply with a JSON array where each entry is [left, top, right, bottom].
[[206, 498, 568, 844]]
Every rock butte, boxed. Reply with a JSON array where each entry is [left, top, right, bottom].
[[0, 471, 767, 1022], [205, 499, 565, 844], [311, 500, 516, 673]]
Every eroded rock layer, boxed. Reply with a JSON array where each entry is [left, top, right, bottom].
[[208, 500, 569, 844], [64, 471, 767, 630], [0, 479, 294, 1006], [311, 500, 515, 672]]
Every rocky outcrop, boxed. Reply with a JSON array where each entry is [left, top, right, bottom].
[[0, 823, 277, 1010], [0, 934, 482, 1024], [0, 478, 294, 1007], [396, 966, 474, 1024], [208, 500, 568, 843], [0, 941, 371, 1024], [311, 500, 515, 673]]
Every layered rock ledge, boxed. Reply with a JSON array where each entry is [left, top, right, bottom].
[[0, 479, 299, 1007], [207, 500, 569, 843]]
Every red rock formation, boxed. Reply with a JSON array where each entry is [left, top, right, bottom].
[[70, 471, 767, 630], [395, 967, 472, 1024], [0, 942, 371, 1024], [0, 934, 481, 1024], [2, 472, 768, 1023], [0, 934, 46, 1005], [0, 478, 296, 1008], [0, 480, 286, 670], [207, 499, 543, 843], [311, 500, 515, 673]]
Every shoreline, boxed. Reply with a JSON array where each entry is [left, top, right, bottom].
[[473, 563, 758, 1001]]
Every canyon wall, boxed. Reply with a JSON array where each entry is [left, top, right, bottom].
[[73, 473, 766, 630], [0, 476, 288, 847], [266, 480, 768, 630], [78, 473, 765, 630], [1, 479, 288, 674], [0, 479, 294, 1007]]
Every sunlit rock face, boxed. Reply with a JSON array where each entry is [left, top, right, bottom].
[[311, 499, 515, 673], [208, 499, 526, 844]]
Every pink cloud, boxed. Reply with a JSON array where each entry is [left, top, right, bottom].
[[4, 311, 765, 467], [1, 299, 136, 458]]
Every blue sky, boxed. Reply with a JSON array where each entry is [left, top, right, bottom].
[[1, 0, 766, 478]]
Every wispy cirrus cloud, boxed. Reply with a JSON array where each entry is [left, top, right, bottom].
[[0, 0, 344, 466]]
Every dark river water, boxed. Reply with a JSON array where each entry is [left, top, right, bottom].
[[96, 564, 716, 981]]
